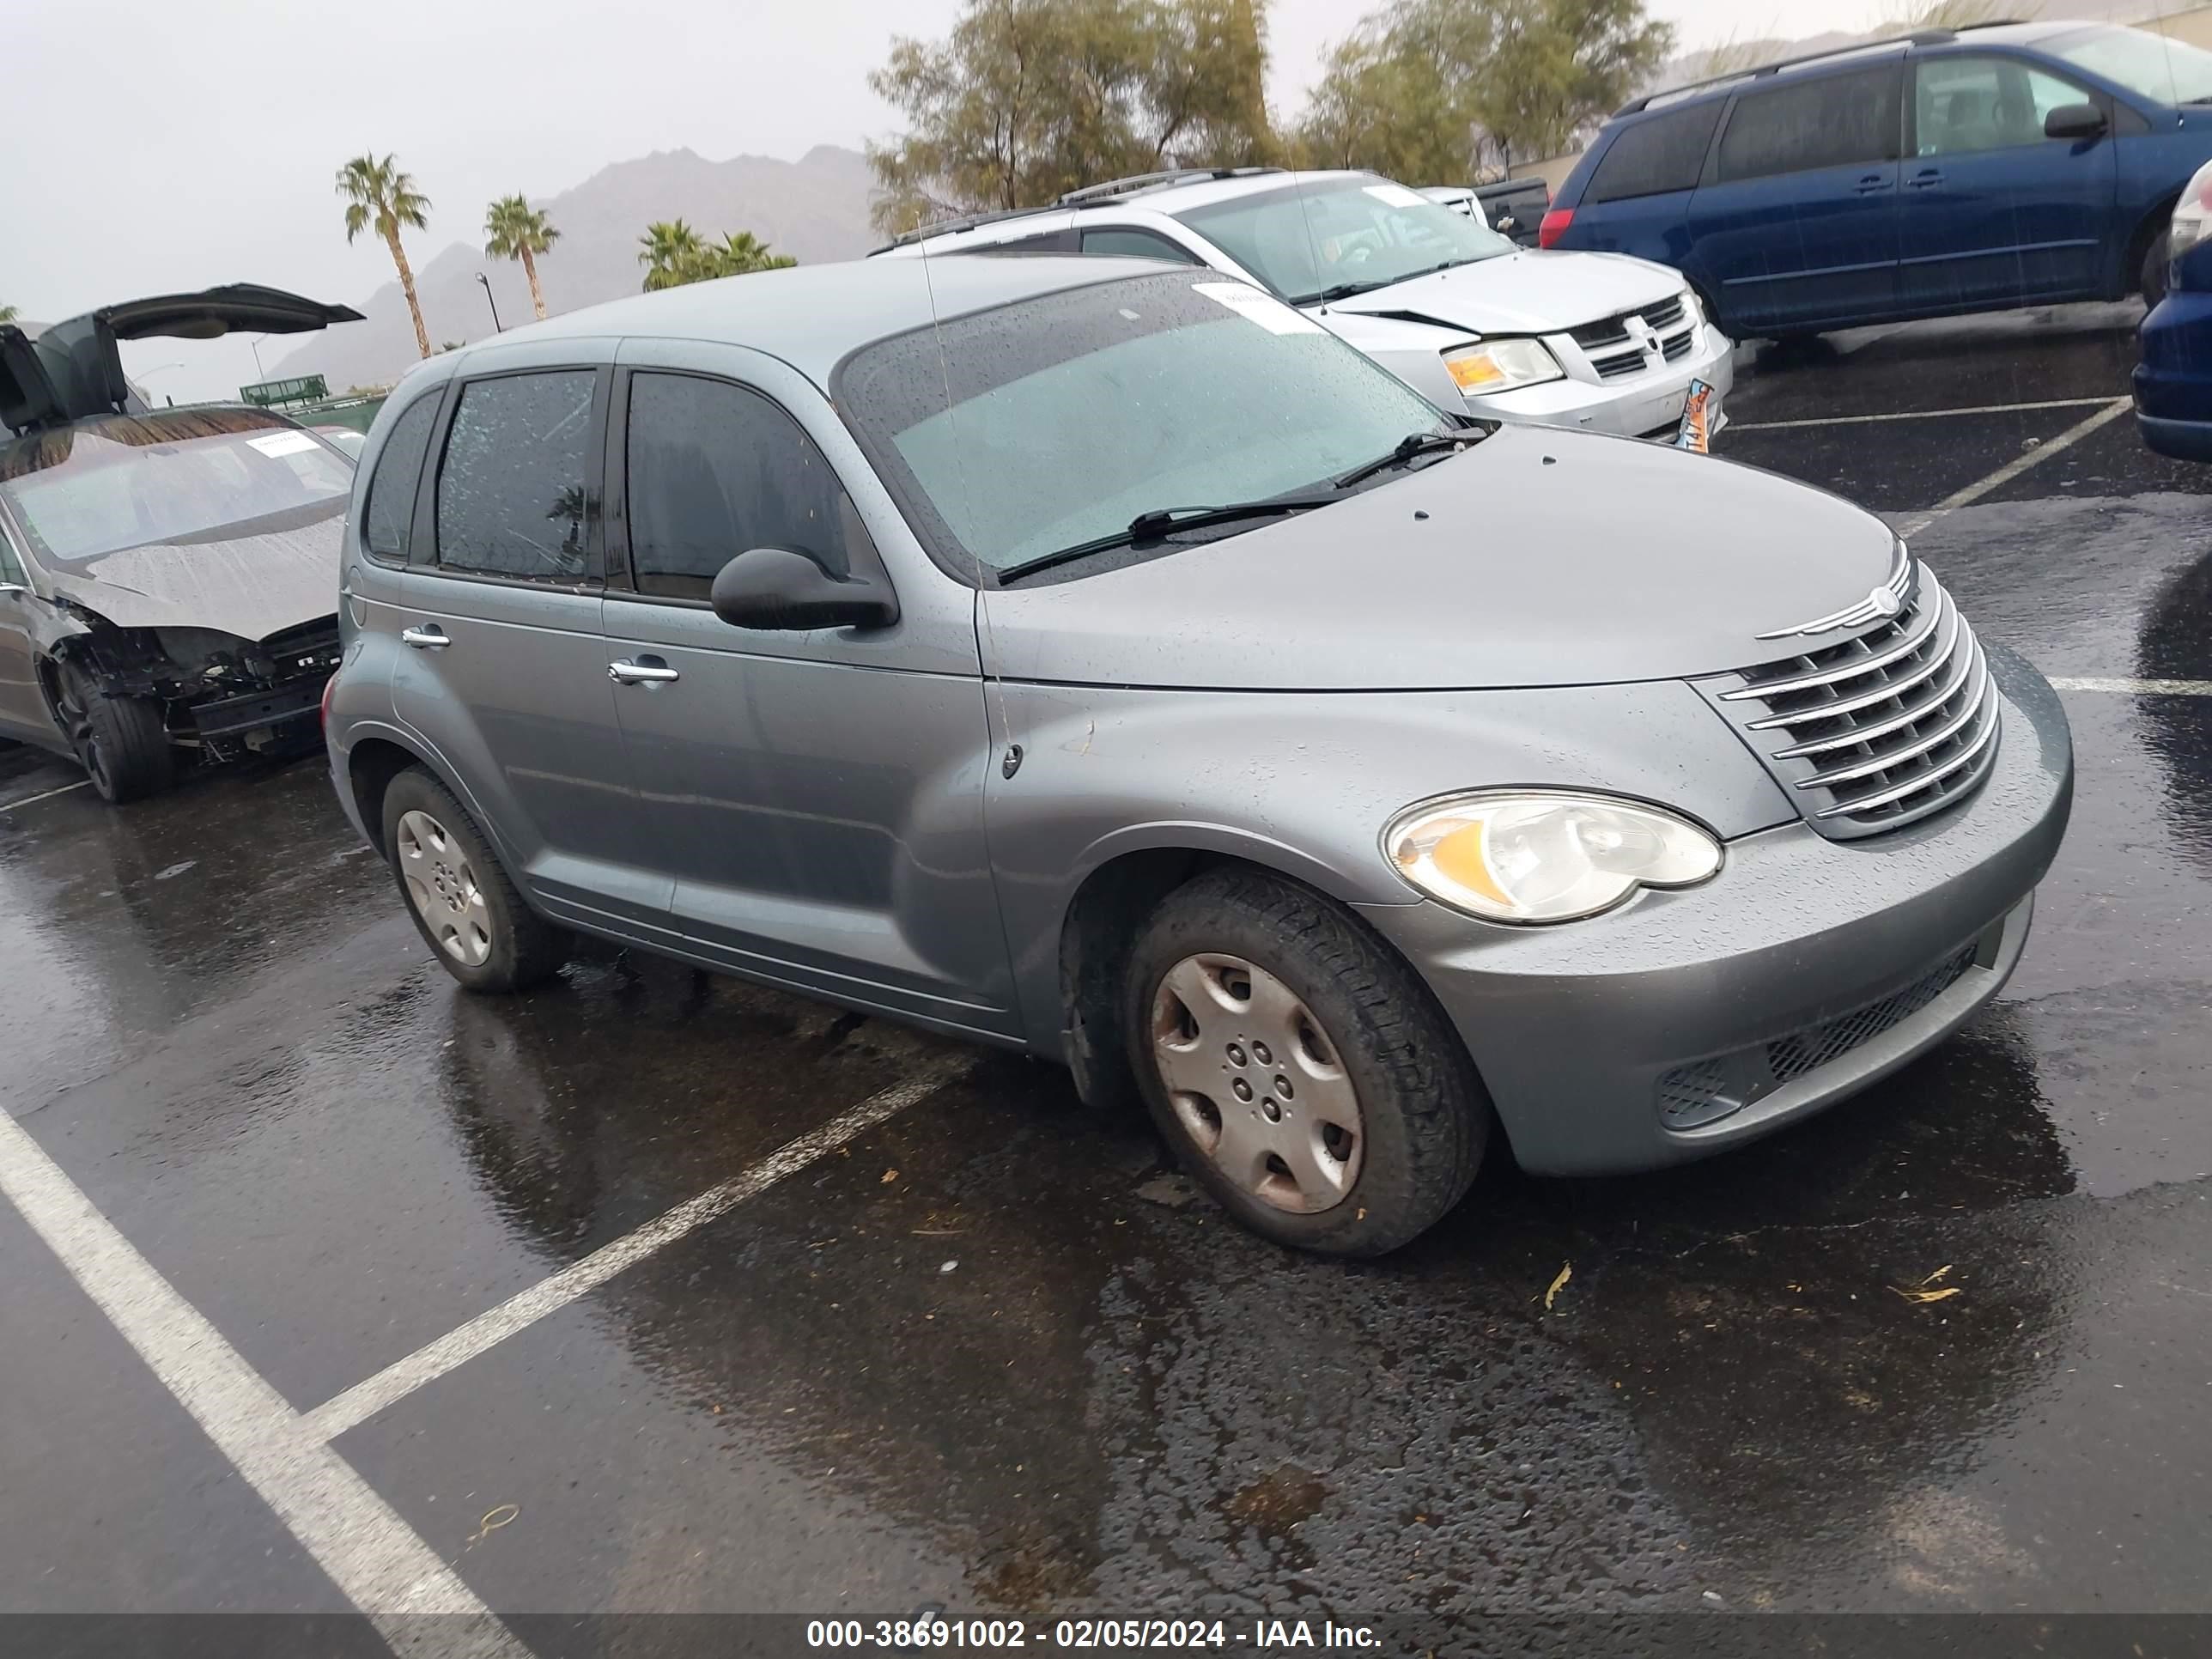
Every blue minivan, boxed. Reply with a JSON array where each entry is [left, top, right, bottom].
[[1546, 21, 2212, 340]]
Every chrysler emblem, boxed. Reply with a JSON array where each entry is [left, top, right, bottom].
[[1755, 543, 1916, 641]]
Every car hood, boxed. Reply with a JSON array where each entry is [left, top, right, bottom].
[[1324, 248, 1680, 336], [979, 426, 1900, 692], [45, 499, 344, 639]]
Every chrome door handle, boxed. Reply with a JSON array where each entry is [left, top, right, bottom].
[[608, 659, 680, 684], [400, 625, 450, 649]]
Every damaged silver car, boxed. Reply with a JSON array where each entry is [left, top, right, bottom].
[[0, 285, 362, 800]]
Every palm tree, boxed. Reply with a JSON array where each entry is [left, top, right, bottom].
[[337, 154, 434, 359], [709, 231, 797, 276], [484, 195, 560, 320], [638, 220, 706, 292]]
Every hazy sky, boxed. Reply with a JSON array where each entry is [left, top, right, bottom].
[[0, 0, 2004, 399]]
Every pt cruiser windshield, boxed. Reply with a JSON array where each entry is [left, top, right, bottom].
[[837, 270, 1464, 579]]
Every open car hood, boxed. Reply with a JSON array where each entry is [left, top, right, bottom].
[[1, 285, 363, 436]]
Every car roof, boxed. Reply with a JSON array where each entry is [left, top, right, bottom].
[[441, 254, 1188, 385], [1620, 21, 2099, 118]]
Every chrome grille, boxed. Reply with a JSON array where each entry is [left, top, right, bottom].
[[1571, 293, 1686, 351], [1708, 563, 2001, 840], [1591, 347, 1647, 380]]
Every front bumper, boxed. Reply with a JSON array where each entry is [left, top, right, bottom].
[[1468, 321, 1735, 441], [1358, 643, 2072, 1176], [2133, 290, 2212, 461]]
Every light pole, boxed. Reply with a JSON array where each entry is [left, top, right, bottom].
[[476, 273, 504, 333], [249, 337, 269, 382]]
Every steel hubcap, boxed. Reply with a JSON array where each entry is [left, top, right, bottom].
[[1149, 952, 1363, 1213], [395, 809, 493, 967]]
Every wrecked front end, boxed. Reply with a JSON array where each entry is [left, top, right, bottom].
[[48, 611, 343, 761]]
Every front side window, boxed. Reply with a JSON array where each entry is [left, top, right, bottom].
[[836, 271, 1455, 579], [2044, 25, 2212, 106], [1587, 102, 1725, 204], [434, 371, 596, 582], [0, 523, 26, 585], [361, 392, 441, 561], [1716, 65, 1904, 183], [1174, 178, 1515, 305], [0, 409, 353, 565], [1917, 56, 2092, 155], [624, 373, 860, 599], [1081, 227, 1203, 264]]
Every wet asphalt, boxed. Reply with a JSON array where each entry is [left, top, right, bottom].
[[3, 303, 2209, 1651]]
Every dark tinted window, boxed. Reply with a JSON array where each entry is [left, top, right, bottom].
[[361, 393, 440, 560], [980, 231, 1072, 254], [1587, 103, 1725, 203], [1716, 65, 1902, 183], [434, 371, 595, 582], [625, 373, 859, 599], [1080, 227, 1202, 264]]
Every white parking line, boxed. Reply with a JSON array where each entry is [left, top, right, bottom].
[[1732, 395, 2119, 433], [2051, 677, 2212, 696], [304, 1063, 964, 1443], [0, 1106, 532, 1657], [0, 778, 91, 811], [1898, 396, 2133, 538]]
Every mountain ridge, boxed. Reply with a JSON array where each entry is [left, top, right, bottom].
[[274, 143, 878, 392]]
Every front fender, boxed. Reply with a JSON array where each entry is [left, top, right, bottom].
[[988, 676, 1795, 1051]]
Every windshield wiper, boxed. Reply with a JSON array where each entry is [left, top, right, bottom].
[[995, 494, 1345, 584], [1331, 429, 1478, 489], [1305, 257, 1488, 307]]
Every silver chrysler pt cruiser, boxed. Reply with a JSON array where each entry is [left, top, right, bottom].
[[325, 256, 2072, 1255]]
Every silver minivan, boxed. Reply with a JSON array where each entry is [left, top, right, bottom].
[[326, 256, 2071, 1256]]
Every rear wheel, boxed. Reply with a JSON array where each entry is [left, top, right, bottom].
[[2141, 228, 2172, 308], [52, 661, 173, 804], [1123, 866, 1489, 1256], [380, 766, 568, 992]]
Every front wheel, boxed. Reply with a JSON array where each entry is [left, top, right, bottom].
[[1123, 866, 1490, 1256], [52, 662, 173, 804]]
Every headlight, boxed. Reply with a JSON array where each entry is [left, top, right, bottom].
[[2172, 159, 2212, 259], [1383, 791, 1722, 924], [1443, 338, 1564, 396]]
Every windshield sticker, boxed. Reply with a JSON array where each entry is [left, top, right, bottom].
[[1363, 183, 1428, 208], [1192, 282, 1324, 334], [246, 430, 323, 459]]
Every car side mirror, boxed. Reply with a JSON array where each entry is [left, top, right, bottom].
[[2045, 103, 2108, 142], [708, 547, 899, 632]]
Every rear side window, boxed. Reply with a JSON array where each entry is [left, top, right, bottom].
[[360, 393, 440, 561], [434, 371, 596, 582], [624, 372, 861, 599], [1585, 103, 1725, 204], [1716, 65, 1903, 183], [1080, 227, 1203, 264]]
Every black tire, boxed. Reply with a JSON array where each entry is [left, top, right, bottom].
[[2141, 228, 2171, 308], [380, 766, 568, 993], [1122, 866, 1490, 1256], [53, 662, 173, 804]]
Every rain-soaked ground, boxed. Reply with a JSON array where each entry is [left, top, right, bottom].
[[3, 303, 2208, 1657]]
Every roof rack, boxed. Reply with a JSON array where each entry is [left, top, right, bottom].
[[871, 166, 1288, 253], [1616, 24, 2020, 116], [1056, 166, 1283, 205], [872, 203, 1060, 253]]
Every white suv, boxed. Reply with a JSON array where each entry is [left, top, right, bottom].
[[877, 167, 1734, 443]]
